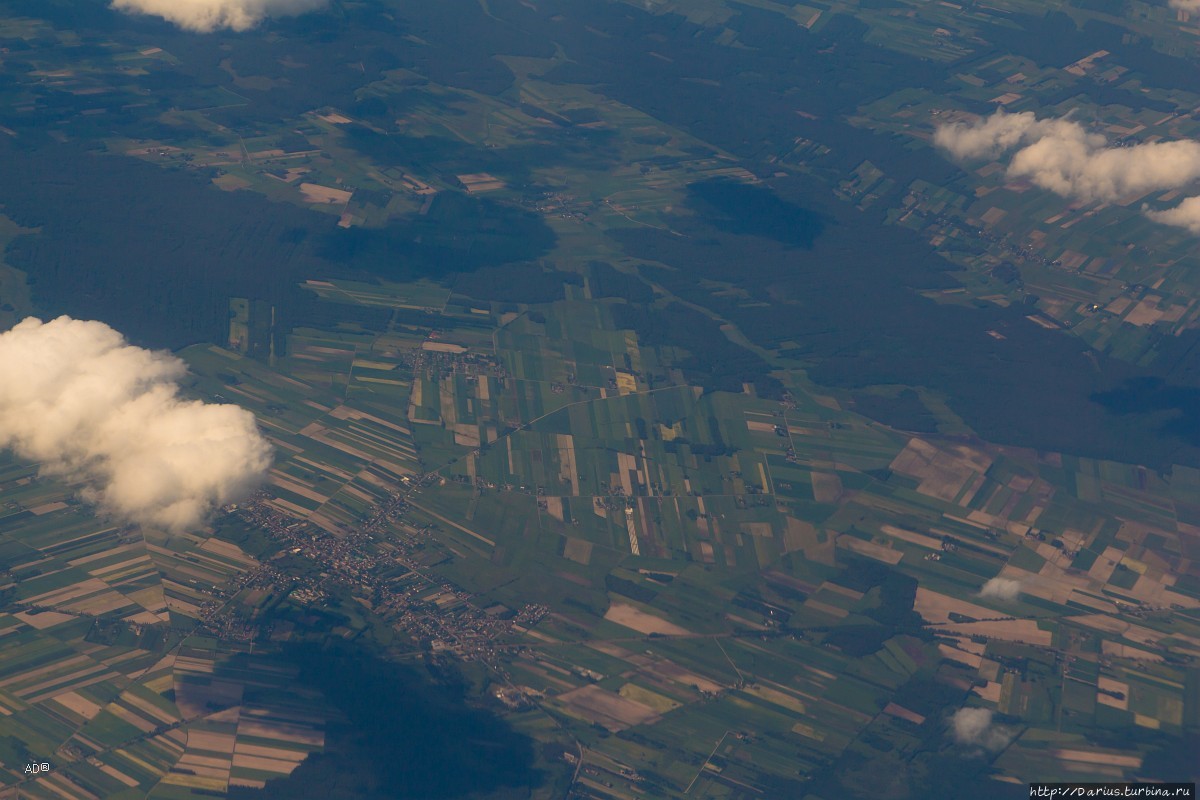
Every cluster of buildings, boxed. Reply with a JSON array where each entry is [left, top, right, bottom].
[[214, 489, 547, 665]]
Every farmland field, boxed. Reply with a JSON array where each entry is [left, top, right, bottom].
[[0, 0, 1199, 798]]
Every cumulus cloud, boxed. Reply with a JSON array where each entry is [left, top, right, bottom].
[[936, 110, 1200, 232], [0, 317, 271, 531], [1010, 135, 1200, 202], [936, 110, 1200, 202], [932, 110, 1078, 161], [951, 708, 1015, 751], [1146, 195, 1200, 232], [979, 577, 1022, 602], [111, 0, 327, 32]]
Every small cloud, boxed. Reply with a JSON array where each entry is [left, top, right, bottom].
[[0, 316, 272, 530], [979, 577, 1022, 601], [1145, 195, 1200, 233], [933, 110, 1043, 161], [935, 110, 1200, 234], [951, 708, 1015, 751], [110, 0, 327, 33]]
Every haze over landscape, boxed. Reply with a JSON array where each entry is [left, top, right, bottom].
[[0, 1, 1197, 799]]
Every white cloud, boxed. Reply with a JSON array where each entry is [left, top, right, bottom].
[[0, 317, 271, 531], [1009, 135, 1200, 202], [979, 577, 1022, 602], [932, 110, 1082, 162], [951, 708, 1015, 751], [111, 0, 327, 32], [936, 110, 1200, 233], [1146, 195, 1200, 232]]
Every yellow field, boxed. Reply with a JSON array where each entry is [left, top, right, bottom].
[[619, 683, 681, 713], [299, 182, 353, 205], [604, 602, 693, 636]]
